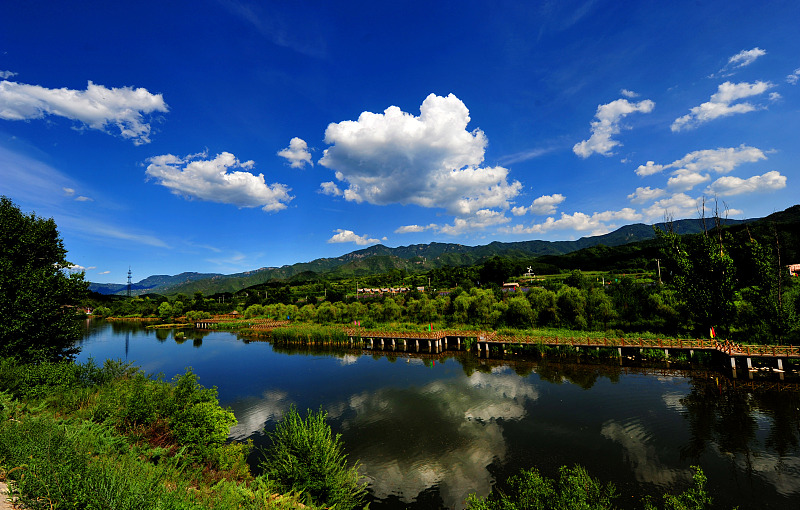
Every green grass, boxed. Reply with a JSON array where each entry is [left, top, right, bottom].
[[0, 359, 318, 510]]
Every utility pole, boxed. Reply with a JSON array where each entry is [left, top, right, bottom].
[[656, 259, 662, 284]]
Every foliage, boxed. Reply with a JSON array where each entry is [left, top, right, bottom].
[[0, 357, 320, 510], [260, 407, 367, 510], [0, 196, 88, 361], [465, 464, 618, 510], [467, 465, 714, 510]]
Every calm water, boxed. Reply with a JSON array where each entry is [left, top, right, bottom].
[[76, 320, 800, 509]]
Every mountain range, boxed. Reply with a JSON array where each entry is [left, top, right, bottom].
[[89, 209, 789, 296]]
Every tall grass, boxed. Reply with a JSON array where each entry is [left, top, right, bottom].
[[259, 407, 366, 510], [269, 325, 350, 345]]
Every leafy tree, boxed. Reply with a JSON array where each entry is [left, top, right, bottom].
[[0, 197, 87, 361], [557, 286, 587, 329], [505, 295, 535, 328], [157, 301, 173, 320], [657, 228, 736, 336]]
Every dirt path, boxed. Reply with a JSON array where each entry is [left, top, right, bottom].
[[0, 482, 14, 510]]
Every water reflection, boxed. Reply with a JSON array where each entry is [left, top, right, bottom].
[[328, 367, 539, 509], [74, 322, 800, 509], [679, 378, 800, 500], [229, 389, 291, 440]]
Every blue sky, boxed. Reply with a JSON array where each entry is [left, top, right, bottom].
[[1, 1, 798, 284]]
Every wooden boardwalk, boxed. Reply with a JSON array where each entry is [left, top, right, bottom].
[[195, 317, 797, 376]]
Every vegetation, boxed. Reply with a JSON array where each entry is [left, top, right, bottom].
[[466, 465, 713, 510], [0, 358, 324, 509], [260, 407, 367, 510], [0, 196, 88, 361]]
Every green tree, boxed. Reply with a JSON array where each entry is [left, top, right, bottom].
[[657, 228, 736, 336], [0, 197, 88, 361], [157, 301, 173, 320]]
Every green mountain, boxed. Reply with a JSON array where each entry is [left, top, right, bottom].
[[89, 209, 787, 296]]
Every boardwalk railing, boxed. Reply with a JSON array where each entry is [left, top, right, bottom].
[[198, 318, 799, 361]]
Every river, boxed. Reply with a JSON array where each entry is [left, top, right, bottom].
[[75, 319, 800, 509]]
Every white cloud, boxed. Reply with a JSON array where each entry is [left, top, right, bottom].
[[74, 195, 93, 202], [438, 209, 510, 235], [395, 224, 436, 234], [277, 137, 313, 168], [627, 186, 666, 204], [787, 68, 800, 85], [63, 187, 75, 196], [642, 193, 702, 221], [636, 145, 767, 191], [513, 194, 567, 216], [620, 89, 639, 98], [0, 80, 167, 144], [529, 193, 566, 215], [635, 161, 666, 177], [97, 270, 111, 275], [319, 93, 522, 216], [667, 169, 710, 192], [573, 98, 655, 158], [145, 151, 293, 212], [327, 229, 381, 245], [0, 71, 18, 79], [504, 208, 642, 236], [727, 47, 766, 69], [706, 170, 787, 196], [319, 181, 342, 196], [671, 81, 773, 131]]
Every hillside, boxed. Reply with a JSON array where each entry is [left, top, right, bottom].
[[89, 213, 765, 296]]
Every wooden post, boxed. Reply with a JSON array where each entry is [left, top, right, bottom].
[[730, 357, 737, 378]]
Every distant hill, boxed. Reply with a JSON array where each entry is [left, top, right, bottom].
[[88, 212, 765, 296], [89, 272, 221, 296]]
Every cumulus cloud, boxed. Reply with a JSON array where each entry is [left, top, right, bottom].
[[395, 224, 436, 234], [529, 193, 566, 215], [620, 89, 639, 98], [319, 181, 342, 196], [573, 98, 655, 158], [504, 208, 642, 236], [635, 161, 666, 177], [787, 69, 800, 85], [319, 93, 522, 217], [277, 137, 313, 168], [0, 71, 17, 79], [145, 151, 293, 212], [642, 193, 702, 221], [638, 145, 767, 178], [667, 169, 711, 192], [671, 81, 773, 131], [438, 209, 510, 235], [705, 170, 786, 196], [627, 186, 666, 204], [636, 145, 768, 192], [0, 79, 167, 144], [327, 229, 381, 245], [512, 194, 567, 216]]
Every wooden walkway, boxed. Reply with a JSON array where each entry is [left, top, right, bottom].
[[340, 328, 799, 378]]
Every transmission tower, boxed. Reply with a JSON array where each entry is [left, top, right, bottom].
[[127, 267, 132, 297]]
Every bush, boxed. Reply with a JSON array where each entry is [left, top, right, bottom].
[[259, 407, 366, 510]]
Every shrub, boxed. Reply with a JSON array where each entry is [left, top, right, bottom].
[[259, 407, 366, 510]]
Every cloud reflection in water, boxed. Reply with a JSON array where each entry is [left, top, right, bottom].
[[330, 367, 539, 509]]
